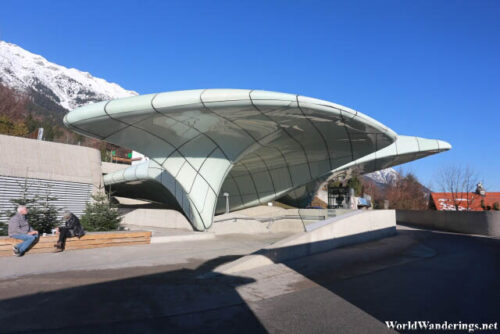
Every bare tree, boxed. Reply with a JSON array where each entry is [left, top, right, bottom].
[[0, 83, 28, 119], [384, 170, 428, 210], [436, 165, 480, 211]]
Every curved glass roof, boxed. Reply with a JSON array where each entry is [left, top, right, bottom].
[[65, 89, 450, 230]]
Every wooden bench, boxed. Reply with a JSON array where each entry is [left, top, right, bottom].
[[0, 231, 152, 257]]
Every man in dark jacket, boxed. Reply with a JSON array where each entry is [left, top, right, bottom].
[[8, 205, 38, 256], [54, 211, 84, 251]]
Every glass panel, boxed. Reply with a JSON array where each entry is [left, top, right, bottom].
[[417, 137, 440, 152], [189, 174, 210, 211], [134, 114, 199, 148], [153, 90, 204, 112], [200, 189, 217, 223], [106, 94, 156, 124], [252, 170, 275, 195], [233, 173, 257, 196], [163, 152, 186, 177], [176, 163, 197, 193], [289, 163, 311, 187], [179, 134, 216, 171], [199, 149, 231, 191], [105, 126, 175, 164], [396, 136, 420, 155], [270, 167, 293, 191]]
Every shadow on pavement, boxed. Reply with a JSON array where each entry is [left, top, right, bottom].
[[282, 228, 500, 327], [0, 255, 267, 334]]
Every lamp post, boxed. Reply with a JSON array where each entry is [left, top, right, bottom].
[[223, 192, 229, 214]]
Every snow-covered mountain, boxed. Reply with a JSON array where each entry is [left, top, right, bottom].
[[0, 40, 137, 113], [363, 168, 399, 186]]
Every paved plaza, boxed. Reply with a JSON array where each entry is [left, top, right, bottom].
[[0, 226, 499, 333]]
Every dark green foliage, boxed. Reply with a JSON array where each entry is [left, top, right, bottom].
[[347, 175, 363, 196], [80, 189, 121, 231], [493, 202, 499, 211], [29, 185, 60, 234], [3, 178, 61, 234], [24, 113, 39, 133], [328, 180, 343, 188], [0, 222, 7, 236], [100, 146, 113, 162]]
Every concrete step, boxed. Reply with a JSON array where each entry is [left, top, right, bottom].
[[122, 224, 215, 243]]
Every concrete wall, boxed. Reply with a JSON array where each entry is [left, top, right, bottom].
[[0, 134, 103, 222], [119, 208, 193, 231], [0, 134, 102, 189], [211, 206, 357, 235], [211, 217, 305, 235], [215, 210, 396, 273], [101, 162, 129, 175], [396, 210, 500, 237]]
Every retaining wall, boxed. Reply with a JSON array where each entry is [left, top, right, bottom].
[[396, 210, 500, 236]]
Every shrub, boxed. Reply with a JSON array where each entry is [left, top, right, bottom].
[[494, 202, 499, 211], [80, 189, 121, 231]]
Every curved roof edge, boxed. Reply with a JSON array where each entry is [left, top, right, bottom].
[[64, 89, 398, 141], [331, 135, 451, 176]]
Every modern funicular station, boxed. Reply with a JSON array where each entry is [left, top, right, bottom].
[[64, 89, 451, 231]]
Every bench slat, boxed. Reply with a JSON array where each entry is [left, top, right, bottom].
[[0, 237, 150, 251], [0, 231, 151, 244], [0, 231, 152, 257], [0, 240, 150, 256]]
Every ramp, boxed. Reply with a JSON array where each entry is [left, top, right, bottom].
[[214, 210, 396, 274]]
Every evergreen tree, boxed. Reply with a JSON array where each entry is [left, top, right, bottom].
[[3, 178, 61, 234], [30, 184, 60, 233], [80, 188, 121, 231], [25, 113, 40, 133]]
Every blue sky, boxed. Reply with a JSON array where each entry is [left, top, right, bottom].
[[1, 0, 499, 189]]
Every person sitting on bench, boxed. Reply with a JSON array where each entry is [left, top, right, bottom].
[[54, 211, 85, 251], [9, 205, 39, 257]]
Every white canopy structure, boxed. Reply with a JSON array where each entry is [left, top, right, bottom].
[[64, 89, 450, 231]]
